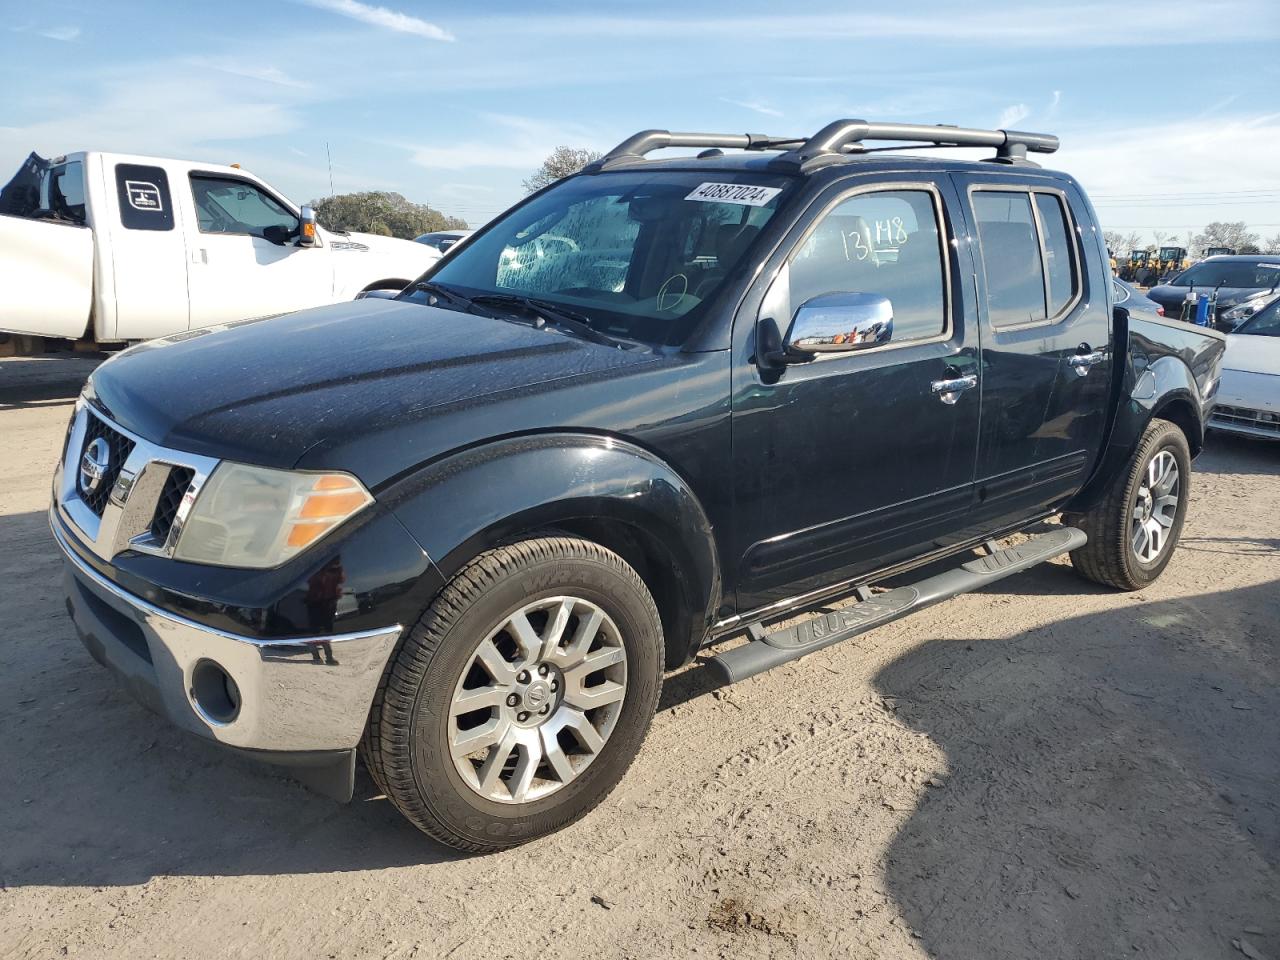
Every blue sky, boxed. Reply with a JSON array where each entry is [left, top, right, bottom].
[[3, 0, 1279, 245]]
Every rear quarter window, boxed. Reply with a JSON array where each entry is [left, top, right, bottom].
[[115, 164, 174, 231]]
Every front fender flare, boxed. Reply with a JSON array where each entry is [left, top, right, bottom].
[[380, 433, 722, 664]]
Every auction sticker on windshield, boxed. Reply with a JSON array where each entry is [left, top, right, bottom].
[[685, 182, 783, 207]]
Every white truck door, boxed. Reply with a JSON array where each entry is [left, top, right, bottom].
[[0, 159, 93, 338], [98, 160, 192, 340], [185, 172, 333, 328]]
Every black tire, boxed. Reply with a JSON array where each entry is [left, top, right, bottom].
[[362, 536, 664, 852], [1066, 418, 1191, 590]]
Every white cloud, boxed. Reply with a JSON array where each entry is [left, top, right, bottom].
[[195, 59, 310, 88], [468, 1, 1278, 46], [408, 114, 608, 171], [38, 25, 80, 42], [7, 24, 81, 42], [1056, 113, 1280, 232], [719, 97, 784, 119], [299, 0, 454, 41], [998, 103, 1030, 128]]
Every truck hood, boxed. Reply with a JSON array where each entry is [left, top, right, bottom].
[[88, 299, 658, 483]]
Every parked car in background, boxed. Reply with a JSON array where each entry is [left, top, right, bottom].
[[0, 152, 440, 348], [414, 229, 473, 254], [1208, 296, 1280, 441], [51, 119, 1225, 852], [1145, 255, 1280, 325], [1112, 277, 1165, 318]]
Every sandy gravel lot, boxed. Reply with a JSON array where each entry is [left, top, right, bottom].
[[1, 355, 1277, 960]]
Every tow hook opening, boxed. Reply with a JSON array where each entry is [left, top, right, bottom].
[[190, 659, 241, 725]]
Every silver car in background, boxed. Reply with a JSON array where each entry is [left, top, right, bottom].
[[1209, 297, 1280, 441]]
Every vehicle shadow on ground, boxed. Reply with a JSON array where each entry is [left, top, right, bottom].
[[872, 577, 1280, 959], [0, 509, 466, 887], [0, 355, 105, 408]]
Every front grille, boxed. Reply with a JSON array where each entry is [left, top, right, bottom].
[[78, 412, 136, 515], [150, 466, 194, 543], [1211, 404, 1280, 435]]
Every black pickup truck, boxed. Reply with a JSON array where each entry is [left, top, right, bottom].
[[51, 120, 1225, 852]]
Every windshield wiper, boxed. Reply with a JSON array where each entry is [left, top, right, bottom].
[[409, 280, 472, 309], [468, 293, 636, 350]]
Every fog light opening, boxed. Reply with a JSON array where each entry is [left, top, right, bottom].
[[190, 659, 241, 725]]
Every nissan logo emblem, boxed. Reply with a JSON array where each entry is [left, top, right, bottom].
[[79, 437, 111, 494]]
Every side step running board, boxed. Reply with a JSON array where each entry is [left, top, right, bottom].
[[708, 527, 1086, 685]]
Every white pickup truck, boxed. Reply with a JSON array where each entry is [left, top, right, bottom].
[[0, 151, 441, 346]]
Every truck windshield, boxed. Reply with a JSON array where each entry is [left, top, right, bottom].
[[1171, 260, 1280, 288], [414, 170, 795, 346]]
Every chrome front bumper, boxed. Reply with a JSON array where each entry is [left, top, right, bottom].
[[53, 511, 401, 766]]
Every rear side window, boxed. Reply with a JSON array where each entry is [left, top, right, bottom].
[[789, 188, 948, 343], [46, 161, 86, 224], [115, 163, 174, 231], [973, 189, 1079, 327]]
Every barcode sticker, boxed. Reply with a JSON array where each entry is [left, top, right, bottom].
[[685, 182, 782, 207]]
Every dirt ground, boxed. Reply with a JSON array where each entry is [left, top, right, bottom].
[[1, 354, 1277, 960]]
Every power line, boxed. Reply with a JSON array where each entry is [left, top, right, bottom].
[[1090, 192, 1280, 200]]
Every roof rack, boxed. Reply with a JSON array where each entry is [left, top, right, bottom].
[[586, 120, 1059, 174], [584, 130, 807, 172]]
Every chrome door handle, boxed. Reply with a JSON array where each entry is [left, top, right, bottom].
[[931, 374, 978, 404], [1068, 351, 1106, 377]]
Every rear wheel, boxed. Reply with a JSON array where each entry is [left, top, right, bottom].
[[1067, 418, 1191, 590], [362, 537, 663, 851]]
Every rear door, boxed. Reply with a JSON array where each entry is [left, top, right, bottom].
[[184, 172, 333, 328], [952, 174, 1113, 532], [730, 174, 982, 612], [98, 159, 192, 340]]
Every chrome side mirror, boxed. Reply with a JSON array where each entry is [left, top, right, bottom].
[[297, 205, 318, 247], [784, 292, 894, 359]]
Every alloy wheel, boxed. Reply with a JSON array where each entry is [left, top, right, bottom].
[[448, 596, 627, 804], [1131, 450, 1180, 564]]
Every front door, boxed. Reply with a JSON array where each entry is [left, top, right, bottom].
[[952, 175, 1114, 533], [184, 173, 332, 328], [730, 176, 981, 613]]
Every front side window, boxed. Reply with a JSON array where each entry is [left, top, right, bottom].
[[421, 170, 795, 345], [787, 188, 948, 343], [191, 176, 297, 240], [973, 189, 1080, 328]]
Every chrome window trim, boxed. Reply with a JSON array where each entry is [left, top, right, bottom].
[[967, 183, 1084, 333], [769, 180, 956, 358], [55, 400, 221, 563]]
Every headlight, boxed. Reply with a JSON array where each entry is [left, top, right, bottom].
[[1223, 293, 1277, 322], [173, 463, 373, 568]]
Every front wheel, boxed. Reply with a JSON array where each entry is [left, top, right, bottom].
[[362, 537, 664, 851], [1067, 418, 1191, 590]]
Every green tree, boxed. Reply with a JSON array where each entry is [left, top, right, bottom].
[[309, 191, 467, 239], [522, 146, 603, 193]]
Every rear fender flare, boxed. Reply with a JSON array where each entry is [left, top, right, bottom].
[[380, 433, 722, 665], [1065, 354, 1203, 515]]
